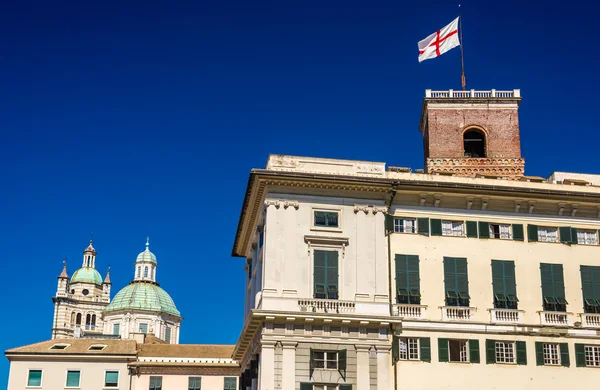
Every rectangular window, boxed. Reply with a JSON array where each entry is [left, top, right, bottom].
[[490, 224, 511, 239], [442, 221, 464, 237], [395, 254, 420, 305], [394, 218, 416, 233], [543, 343, 560, 365], [139, 323, 148, 334], [223, 377, 236, 390], [314, 211, 339, 228], [584, 345, 600, 367], [105, 371, 119, 388], [581, 266, 600, 313], [188, 377, 201, 390], [314, 250, 338, 300], [449, 340, 469, 362], [65, 370, 80, 387], [149, 376, 163, 390], [495, 342, 515, 364], [113, 323, 120, 336], [443, 257, 470, 307], [538, 227, 559, 243], [398, 338, 420, 360], [27, 370, 42, 387], [577, 230, 598, 245], [540, 263, 567, 312], [165, 327, 172, 343], [312, 351, 338, 369], [491, 260, 518, 309]]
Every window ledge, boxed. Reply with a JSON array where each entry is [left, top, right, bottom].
[[310, 227, 343, 233], [304, 235, 349, 246]]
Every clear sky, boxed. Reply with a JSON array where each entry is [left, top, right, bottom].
[[1, 0, 599, 385]]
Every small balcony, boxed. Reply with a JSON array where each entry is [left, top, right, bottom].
[[392, 304, 427, 319], [539, 311, 574, 326], [298, 299, 355, 314], [580, 313, 600, 328], [489, 308, 524, 324], [441, 306, 475, 321]]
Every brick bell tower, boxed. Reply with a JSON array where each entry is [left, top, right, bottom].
[[419, 89, 525, 179]]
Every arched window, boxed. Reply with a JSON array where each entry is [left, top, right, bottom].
[[91, 314, 96, 328], [151, 267, 154, 279], [76, 313, 82, 325], [144, 266, 148, 278], [463, 128, 486, 158], [86, 314, 91, 327], [137, 266, 141, 277], [70, 312, 75, 324]]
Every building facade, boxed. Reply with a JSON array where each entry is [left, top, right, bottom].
[[232, 89, 600, 390]]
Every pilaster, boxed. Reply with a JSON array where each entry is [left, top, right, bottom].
[[281, 341, 297, 390], [259, 340, 277, 390], [355, 345, 371, 390], [376, 345, 392, 390]]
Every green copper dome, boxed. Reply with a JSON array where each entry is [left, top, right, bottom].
[[70, 267, 103, 285], [104, 283, 180, 317], [136, 245, 157, 264]]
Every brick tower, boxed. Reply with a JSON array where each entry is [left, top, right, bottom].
[[419, 89, 525, 179]]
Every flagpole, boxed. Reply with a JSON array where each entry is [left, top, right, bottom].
[[459, 9, 466, 90]]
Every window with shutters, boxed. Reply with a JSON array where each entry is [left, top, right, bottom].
[[27, 370, 42, 387], [188, 377, 201, 390], [65, 370, 80, 388], [394, 218, 416, 233], [442, 220, 464, 236], [489, 224, 511, 239], [314, 210, 339, 228], [577, 230, 598, 245], [584, 345, 600, 367], [540, 263, 567, 311], [313, 250, 338, 300], [313, 351, 338, 369], [543, 343, 560, 365], [538, 227, 559, 243], [223, 377, 236, 390], [449, 340, 469, 362], [399, 338, 420, 360], [443, 257, 470, 307], [395, 255, 420, 304], [581, 266, 600, 313], [495, 342, 515, 364], [491, 260, 518, 309]]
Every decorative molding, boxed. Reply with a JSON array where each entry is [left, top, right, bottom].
[[420, 193, 428, 207], [372, 206, 387, 214], [353, 205, 387, 214], [528, 201, 536, 214], [571, 204, 579, 217], [264, 200, 280, 209], [434, 194, 442, 208], [264, 199, 299, 210], [558, 203, 566, 216], [481, 198, 489, 211], [353, 205, 371, 214], [283, 200, 299, 210], [514, 200, 522, 213], [466, 197, 474, 210], [426, 157, 525, 179]]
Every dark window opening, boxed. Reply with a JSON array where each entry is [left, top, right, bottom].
[[463, 129, 486, 158]]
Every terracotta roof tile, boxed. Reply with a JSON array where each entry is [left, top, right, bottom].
[[137, 344, 234, 358], [5, 339, 137, 356]]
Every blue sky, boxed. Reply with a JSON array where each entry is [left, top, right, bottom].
[[1, 0, 599, 385]]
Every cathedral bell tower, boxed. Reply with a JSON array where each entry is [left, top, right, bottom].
[[420, 89, 525, 179]]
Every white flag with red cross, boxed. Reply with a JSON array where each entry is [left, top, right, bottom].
[[418, 17, 460, 63]]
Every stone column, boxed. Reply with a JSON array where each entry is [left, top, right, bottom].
[[355, 345, 371, 390], [281, 342, 297, 390], [376, 345, 392, 390], [259, 341, 276, 390]]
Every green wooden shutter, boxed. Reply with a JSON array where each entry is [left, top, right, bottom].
[[553, 264, 566, 301], [541, 263, 566, 304], [456, 258, 469, 298], [516, 341, 527, 365], [385, 214, 394, 233], [570, 228, 578, 244], [420, 338, 431, 362], [327, 251, 339, 297], [309, 349, 314, 377], [417, 217, 430, 235], [491, 260, 505, 297], [528, 224, 538, 242], [392, 336, 399, 362], [407, 255, 420, 297], [560, 226, 573, 244], [395, 255, 407, 297], [503, 261, 517, 300], [430, 219, 442, 236], [438, 338, 449, 362], [535, 342, 544, 366], [466, 221, 478, 238], [478, 221, 490, 239], [300, 383, 314, 390], [443, 257, 457, 295], [560, 343, 570, 367], [314, 251, 326, 297], [512, 224, 524, 241], [575, 344, 586, 367], [339, 385, 352, 390], [338, 349, 347, 371], [469, 340, 480, 363], [486, 339, 496, 364], [581, 266, 600, 307]]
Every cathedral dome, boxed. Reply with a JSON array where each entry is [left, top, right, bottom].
[[136, 246, 157, 264], [104, 282, 180, 317], [70, 267, 103, 285]]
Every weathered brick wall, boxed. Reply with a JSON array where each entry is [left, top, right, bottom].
[[425, 107, 522, 159]]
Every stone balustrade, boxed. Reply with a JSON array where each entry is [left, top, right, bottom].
[[392, 304, 427, 319], [580, 313, 600, 328], [441, 306, 475, 321], [489, 308, 524, 324], [425, 89, 520, 98], [298, 299, 355, 314], [539, 311, 574, 326]]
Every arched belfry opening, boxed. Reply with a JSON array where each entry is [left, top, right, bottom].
[[463, 128, 486, 158]]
